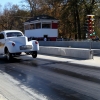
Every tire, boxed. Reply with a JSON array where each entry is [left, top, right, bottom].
[[31, 51, 37, 58], [6, 49, 12, 61]]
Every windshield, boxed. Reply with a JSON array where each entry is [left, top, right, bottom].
[[6, 32, 23, 37]]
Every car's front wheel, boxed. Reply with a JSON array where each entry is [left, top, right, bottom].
[[5, 49, 12, 61], [31, 51, 37, 58]]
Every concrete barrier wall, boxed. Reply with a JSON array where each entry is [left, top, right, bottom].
[[39, 46, 93, 59], [39, 41, 100, 49]]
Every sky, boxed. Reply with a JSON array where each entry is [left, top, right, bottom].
[[0, 0, 21, 6], [0, 0, 25, 8], [0, 0, 28, 12]]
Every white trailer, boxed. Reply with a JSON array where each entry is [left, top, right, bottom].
[[24, 15, 59, 41]]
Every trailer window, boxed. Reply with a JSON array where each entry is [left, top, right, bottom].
[[30, 24, 35, 29], [36, 23, 41, 29], [42, 22, 51, 28]]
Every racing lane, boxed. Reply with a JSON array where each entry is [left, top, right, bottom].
[[0, 55, 97, 100]]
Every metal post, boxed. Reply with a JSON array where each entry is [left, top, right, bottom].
[[90, 40, 93, 59], [90, 40, 92, 50]]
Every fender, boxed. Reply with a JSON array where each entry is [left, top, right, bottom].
[[4, 41, 22, 53], [4, 41, 15, 53], [29, 40, 39, 51]]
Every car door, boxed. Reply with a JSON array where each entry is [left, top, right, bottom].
[[0, 33, 5, 54]]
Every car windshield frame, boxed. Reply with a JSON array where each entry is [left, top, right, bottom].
[[6, 32, 23, 37]]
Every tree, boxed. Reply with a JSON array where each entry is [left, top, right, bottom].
[[0, 3, 30, 31], [24, 0, 42, 17], [60, 0, 82, 39], [60, 0, 100, 39], [0, 0, 100, 40]]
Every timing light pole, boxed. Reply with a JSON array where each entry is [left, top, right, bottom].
[[85, 15, 95, 50]]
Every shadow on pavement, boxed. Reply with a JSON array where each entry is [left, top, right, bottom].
[[38, 53, 88, 60]]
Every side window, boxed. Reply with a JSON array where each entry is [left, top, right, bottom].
[[0, 33, 4, 39]]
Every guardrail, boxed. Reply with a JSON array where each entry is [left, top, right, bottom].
[[39, 41, 100, 49], [39, 46, 93, 59]]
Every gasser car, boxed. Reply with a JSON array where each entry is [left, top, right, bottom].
[[0, 30, 39, 61]]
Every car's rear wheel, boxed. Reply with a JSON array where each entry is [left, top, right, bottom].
[[31, 51, 37, 58], [6, 49, 12, 61]]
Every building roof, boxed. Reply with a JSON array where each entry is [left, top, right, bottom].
[[25, 15, 58, 22]]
